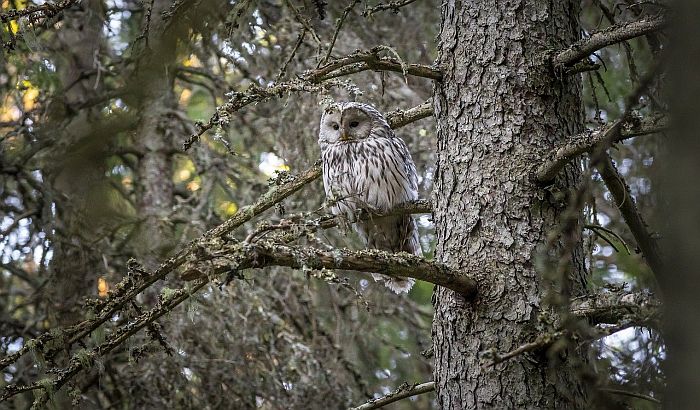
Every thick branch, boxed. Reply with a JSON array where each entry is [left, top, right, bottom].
[[535, 114, 667, 183], [597, 155, 664, 275], [182, 242, 477, 297], [553, 16, 667, 68], [351, 381, 435, 410]]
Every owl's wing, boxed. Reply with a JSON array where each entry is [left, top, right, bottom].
[[389, 133, 419, 199]]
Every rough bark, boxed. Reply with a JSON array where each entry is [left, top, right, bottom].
[[432, 1, 588, 408]]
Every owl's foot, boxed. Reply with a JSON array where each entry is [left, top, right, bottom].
[[370, 273, 415, 294]]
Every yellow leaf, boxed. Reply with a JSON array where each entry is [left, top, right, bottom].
[[23, 87, 39, 111], [219, 201, 238, 217], [183, 55, 202, 68], [186, 180, 201, 191], [179, 88, 192, 106], [98, 277, 109, 298]]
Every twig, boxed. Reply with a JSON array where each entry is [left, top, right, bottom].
[[599, 387, 661, 404], [362, 0, 419, 17], [319, 0, 361, 66], [277, 29, 306, 81], [585, 224, 631, 255], [350, 381, 435, 410]]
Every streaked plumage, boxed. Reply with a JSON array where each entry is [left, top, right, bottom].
[[318, 102, 421, 294]]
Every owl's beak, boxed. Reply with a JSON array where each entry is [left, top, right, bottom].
[[339, 130, 351, 141]]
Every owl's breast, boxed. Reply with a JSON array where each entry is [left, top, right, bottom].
[[321, 138, 416, 213]]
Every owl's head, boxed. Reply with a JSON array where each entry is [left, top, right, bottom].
[[318, 102, 390, 148]]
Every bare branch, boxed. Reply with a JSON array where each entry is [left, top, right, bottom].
[[351, 381, 435, 410], [535, 114, 667, 183], [599, 388, 661, 404], [570, 290, 661, 327], [482, 290, 662, 367], [362, 0, 420, 17], [553, 16, 667, 68], [310, 47, 442, 82], [319, 0, 362, 66], [0, 0, 78, 22], [183, 54, 438, 150]]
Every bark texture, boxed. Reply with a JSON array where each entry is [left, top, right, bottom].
[[432, 1, 587, 408]]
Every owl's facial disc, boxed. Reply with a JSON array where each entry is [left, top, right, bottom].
[[339, 108, 372, 142]]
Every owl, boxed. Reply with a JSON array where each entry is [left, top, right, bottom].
[[318, 102, 421, 294]]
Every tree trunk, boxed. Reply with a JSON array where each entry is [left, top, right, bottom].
[[432, 1, 588, 408], [46, 0, 107, 324]]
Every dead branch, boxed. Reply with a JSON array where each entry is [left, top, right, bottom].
[[350, 381, 435, 410], [310, 47, 442, 82], [482, 289, 662, 368], [571, 290, 661, 327], [362, 0, 420, 17], [553, 16, 667, 68], [0, 0, 78, 22], [535, 114, 667, 183]]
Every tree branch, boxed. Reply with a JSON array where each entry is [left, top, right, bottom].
[[535, 114, 667, 183], [310, 47, 442, 82], [553, 16, 667, 68], [0, 0, 78, 22], [181, 242, 477, 297], [350, 381, 435, 410], [597, 154, 664, 275], [483, 289, 662, 367], [571, 290, 661, 327], [362, 0, 420, 17]]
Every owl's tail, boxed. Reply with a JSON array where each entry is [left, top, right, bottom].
[[371, 273, 415, 294]]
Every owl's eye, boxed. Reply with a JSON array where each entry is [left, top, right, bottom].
[[349, 121, 359, 128], [332, 123, 340, 130]]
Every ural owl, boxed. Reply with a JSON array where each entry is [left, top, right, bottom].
[[318, 102, 421, 294]]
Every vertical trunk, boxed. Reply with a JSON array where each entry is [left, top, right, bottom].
[[132, 0, 180, 269], [432, 1, 587, 408], [46, 0, 107, 323]]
